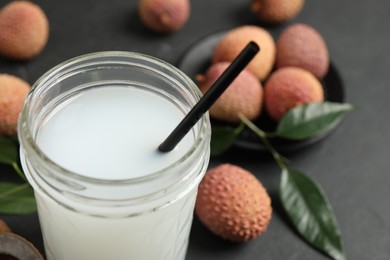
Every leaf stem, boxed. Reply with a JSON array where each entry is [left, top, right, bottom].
[[12, 162, 27, 182], [0, 182, 30, 200], [239, 114, 346, 260], [234, 122, 245, 135], [238, 114, 287, 170]]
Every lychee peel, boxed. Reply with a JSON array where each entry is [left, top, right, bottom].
[[212, 26, 276, 81], [264, 67, 324, 121], [0, 219, 11, 233], [251, 0, 305, 24], [197, 62, 263, 123], [139, 0, 190, 33], [276, 23, 329, 79], [0, 1, 49, 60], [195, 164, 272, 242], [0, 74, 30, 135]]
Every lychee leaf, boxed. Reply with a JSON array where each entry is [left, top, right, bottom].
[[275, 102, 354, 140], [0, 135, 26, 181], [0, 135, 18, 165], [280, 168, 345, 260], [210, 123, 244, 156], [0, 182, 36, 214]]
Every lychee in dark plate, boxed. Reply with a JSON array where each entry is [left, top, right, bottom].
[[177, 31, 345, 152]]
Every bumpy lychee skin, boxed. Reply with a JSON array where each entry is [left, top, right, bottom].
[[264, 67, 324, 121], [195, 164, 272, 242], [212, 26, 276, 81], [276, 23, 329, 79], [197, 62, 263, 123], [0, 1, 49, 60], [251, 0, 305, 24], [0, 74, 30, 135], [139, 0, 190, 33]]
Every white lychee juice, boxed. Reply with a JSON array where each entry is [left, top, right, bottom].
[[37, 86, 194, 181], [19, 52, 211, 260], [31, 86, 202, 260]]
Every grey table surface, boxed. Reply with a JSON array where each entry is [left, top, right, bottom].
[[1, 0, 389, 259]]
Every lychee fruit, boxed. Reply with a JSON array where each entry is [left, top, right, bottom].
[[251, 0, 305, 24], [0, 74, 30, 135], [0, 1, 49, 60], [197, 62, 263, 123], [139, 0, 190, 33], [276, 23, 329, 79], [212, 26, 276, 81], [264, 67, 324, 121], [195, 164, 272, 242]]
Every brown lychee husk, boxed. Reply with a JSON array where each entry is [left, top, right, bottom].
[[212, 26, 276, 81], [251, 0, 305, 24], [0, 74, 30, 135], [276, 23, 329, 79], [0, 219, 11, 233], [0, 220, 43, 259], [195, 164, 272, 242], [197, 62, 263, 123], [0, 1, 49, 60], [139, 0, 190, 33], [264, 67, 324, 121], [0, 233, 44, 260]]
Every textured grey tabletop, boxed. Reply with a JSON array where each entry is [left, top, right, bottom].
[[1, 0, 389, 259]]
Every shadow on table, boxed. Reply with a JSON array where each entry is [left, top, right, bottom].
[[188, 216, 250, 257]]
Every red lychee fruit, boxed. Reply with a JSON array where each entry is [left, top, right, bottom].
[[251, 0, 305, 24], [212, 26, 276, 81], [195, 164, 272, 242], [264, 67, 324, 121], [0, 1, 49, 60], [0, 74, 30, 135], [139, 0, 190, 33], [197, 62, 263, 123], [276, 23, 329, 79]]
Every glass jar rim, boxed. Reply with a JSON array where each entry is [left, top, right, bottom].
[[18, 51, 210, 185]]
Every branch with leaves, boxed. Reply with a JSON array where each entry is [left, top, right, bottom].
[[211, 101, 354, 260]]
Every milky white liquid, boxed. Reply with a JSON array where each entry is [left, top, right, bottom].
[[37, 86, 193, 179], [32, 86, 198, 260]]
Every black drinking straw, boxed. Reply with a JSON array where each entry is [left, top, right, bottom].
[[158, 41, 260, 152]]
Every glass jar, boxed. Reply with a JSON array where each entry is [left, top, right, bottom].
[[18, 52, 211, 260]]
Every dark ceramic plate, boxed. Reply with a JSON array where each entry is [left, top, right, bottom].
[[177, 31, 345, 152]]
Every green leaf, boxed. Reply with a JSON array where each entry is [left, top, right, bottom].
[[280, 168, 345, 260], [0, 182, 36, 214], [275, 102, 354, 140], [0, 135, 27, 181], [210, 123, 244, 156], [0, 135, 18, 165]]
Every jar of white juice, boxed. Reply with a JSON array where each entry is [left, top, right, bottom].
[[18, 52, 211, 260]]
